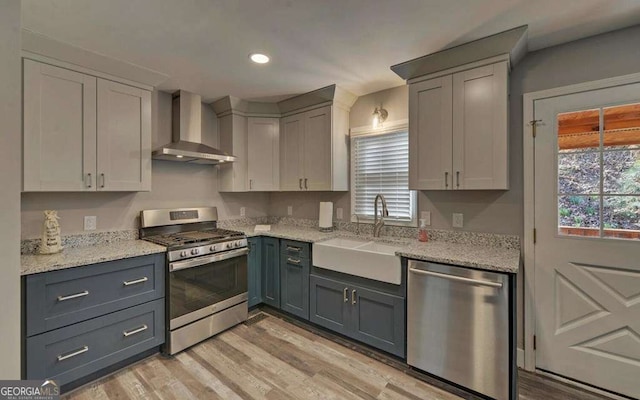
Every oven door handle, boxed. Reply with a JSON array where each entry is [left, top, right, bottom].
[[169, 248, 249, 272]]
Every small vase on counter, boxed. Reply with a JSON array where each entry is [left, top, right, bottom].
[[39, 210, 63, 254], [418, 218, 429, 242]]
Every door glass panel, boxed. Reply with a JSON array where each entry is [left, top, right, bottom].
[[603, 103, 640, 149], [558, 152, 600, 194], [603, 150, 640, 194], [603, 196, 640, 239], [558, 109, 600, 153], [558, 196, 600, 237], [557, 104, 640, 240]]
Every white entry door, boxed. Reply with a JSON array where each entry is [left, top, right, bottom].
[[534, 83, 640, 398]]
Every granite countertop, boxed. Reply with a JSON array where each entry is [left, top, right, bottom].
[[234, 225, 520, 273], [21, 240, 166, 275]]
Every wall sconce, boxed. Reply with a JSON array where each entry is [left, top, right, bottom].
[[372, 106, 388, 129]]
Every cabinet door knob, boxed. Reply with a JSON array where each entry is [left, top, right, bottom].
[[456, 171, 460, 188], [299, 178, 303, 190], [343, 287, 348, 303], [249, 179, 253, 190], [100, 173, 105, 188], [445, 172, 449, 188], [304, 178, 308, 190], [351, 289, 357, 305], [86, 173, 92, 188]]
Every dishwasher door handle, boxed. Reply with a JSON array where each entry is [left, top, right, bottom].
[[409, 267, 503, 288]]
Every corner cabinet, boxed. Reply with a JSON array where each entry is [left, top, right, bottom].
[[261, 237, 281, 308], [218, 115, 280, 192], [247, 237, 263, 308], [23, 59, 152, 192], [409, 60, 509, 190]]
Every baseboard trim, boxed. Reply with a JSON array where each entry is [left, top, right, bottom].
[[517, 348, 525, 369]]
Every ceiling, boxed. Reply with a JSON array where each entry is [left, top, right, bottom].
[[21, 0, 640, 102]]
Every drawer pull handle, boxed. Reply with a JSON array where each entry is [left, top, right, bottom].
[[287, 257, 301, 264], [123, 277, 148, 286], [57, 346, 89, 362], [57, 290, 89, 302], [352, 289, 357, 305], [286, 246, 301, 252], [343, 287, 348, 303], [123, 324, 148, 337]]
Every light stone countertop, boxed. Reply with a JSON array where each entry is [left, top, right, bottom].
[[21, 240, 166, 276], [234, 225, 520, 273]]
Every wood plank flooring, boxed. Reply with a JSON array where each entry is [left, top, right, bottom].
[[63, 312, 612, 400]]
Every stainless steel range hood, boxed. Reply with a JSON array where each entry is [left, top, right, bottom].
[[153, 90, 236, 164]]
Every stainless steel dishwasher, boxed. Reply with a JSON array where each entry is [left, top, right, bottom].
[[407, 260, 511, 400]]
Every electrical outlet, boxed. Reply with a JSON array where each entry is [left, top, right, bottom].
[[240, 207, 246, 217], [336, 207, 343, 220], [452, 213, 464, 228], [84, 216, 97, 231], [420, 211, 431, 225], [287, 205, 293, 216]]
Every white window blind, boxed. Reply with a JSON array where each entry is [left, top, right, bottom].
[[352, 130, 416, 224]]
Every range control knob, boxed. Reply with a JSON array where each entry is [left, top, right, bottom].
[[180, 251, 188, 258], [210, 245, 217, 252], [226, 242, 233, 249], [235, 240, 244, 248], [191, 249, 200, 255]]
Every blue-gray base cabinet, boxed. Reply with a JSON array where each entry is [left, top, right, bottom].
[[23, 253, 165, 390], [248, 237, 263, 307], [26, 299, 164, 388], [279, 240, 310, 320], [310, 265, 406, 358], [261, 237, 281, 308]]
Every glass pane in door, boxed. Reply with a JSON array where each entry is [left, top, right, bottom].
[[603, 103, 640, 149]]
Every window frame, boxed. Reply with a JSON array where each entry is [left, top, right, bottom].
[[350, 120, 418, 227]]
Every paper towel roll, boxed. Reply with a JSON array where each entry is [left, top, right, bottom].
[[319, 202, 334, 229]]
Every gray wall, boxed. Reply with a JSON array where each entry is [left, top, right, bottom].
[[0, 0, 22, 379], [21, 91, 270, 238]]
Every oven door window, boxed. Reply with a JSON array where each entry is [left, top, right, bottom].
[[169, 254, 247, 321]]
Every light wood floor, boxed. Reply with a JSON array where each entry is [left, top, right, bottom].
[[63, 312, 611, 400]]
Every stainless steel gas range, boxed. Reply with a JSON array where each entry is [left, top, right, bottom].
[[139, 207, 248, 355]]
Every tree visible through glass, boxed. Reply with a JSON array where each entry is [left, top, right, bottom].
[[557, 103, 640, 240]]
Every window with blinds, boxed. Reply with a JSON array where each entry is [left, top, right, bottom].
[[351, 130, 417, 225]]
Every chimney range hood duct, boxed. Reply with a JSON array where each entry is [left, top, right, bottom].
[[152, 90, 236, 164]]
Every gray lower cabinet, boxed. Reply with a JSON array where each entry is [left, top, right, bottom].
[[248, 237, 262, 307], [309, 275, 350, 336], [23, 254, 166, 389], [280, 241, 310, 320], [261, 237, 281, 308], [310, 272, 406, 358], [26, 299, 164, 387], [25, 253, 164, 336]]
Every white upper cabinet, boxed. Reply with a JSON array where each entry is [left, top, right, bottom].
[[409, 75, 453, 190], [279, 113, 304, 191], [23, 59, 152, 192], [97, 79, 151, 191], [218, 115, 280, 192], [23, 59, 97, 191], [408, 60, 509, 190], [247, 117, 279, 191], [279, 104, 349, 191]]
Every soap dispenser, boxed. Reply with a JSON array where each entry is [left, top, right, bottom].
[[418, 218, 429, 242]]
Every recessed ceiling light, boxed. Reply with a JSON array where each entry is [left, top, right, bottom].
[[249, 53, 270, 64], [176, 155, 184, 158]]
